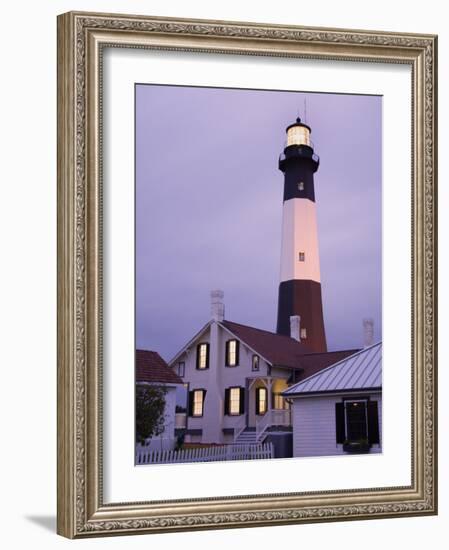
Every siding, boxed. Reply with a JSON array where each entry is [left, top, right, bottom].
[[173, 322, 272, 443], [137, 385, 178, 451], [292, 393, 382, 457], [172, 322, 293, 443]]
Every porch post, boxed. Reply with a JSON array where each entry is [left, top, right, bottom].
[[245, 378, 249, 427], [268, 378, 273, 412]]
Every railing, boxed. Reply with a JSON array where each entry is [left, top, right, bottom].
[[279, 148, 320, 165], [271, 408, 292, 426], [136, 443, 274, 465], [256, 410, 273, 442], [255, 409, 292, 443], [233, 414, 247, 443]]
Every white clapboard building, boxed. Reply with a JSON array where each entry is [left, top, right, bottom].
[[168, 291, 358, 447], [282, 342, 382, 457], [136, 350, 184, 451]]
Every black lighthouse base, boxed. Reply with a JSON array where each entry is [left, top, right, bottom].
[[276, 279, 327, 353]]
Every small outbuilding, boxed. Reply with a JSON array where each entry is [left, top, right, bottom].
[[136, 349, 184, 451], [282, 342, 382, 457]]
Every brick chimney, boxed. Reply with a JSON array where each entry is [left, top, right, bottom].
[[211, 290, 225, 322], [290, 315, 301, 342], [363, 318, 374, 348]]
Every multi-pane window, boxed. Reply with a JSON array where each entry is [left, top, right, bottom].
[[252, 354, 260, 372], [298, 252, 305, 262], [345, 400, 368, 440], [196, 343, 209, 369], [192, 389, 205, 417], [273, 393, 289, 410], [287, 125, 311, 147], [224, 386, 244, 416], [225, 339, 239, 367], [335, 399, 380, 446], [256, 387, 268, 415], [229, 388, 241, 415], [177, 361, 185, 377]]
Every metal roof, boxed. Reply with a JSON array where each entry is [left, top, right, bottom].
[[283, 341, 382, 395]]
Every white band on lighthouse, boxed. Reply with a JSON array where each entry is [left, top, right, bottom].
[[279, 198, 321, 283]]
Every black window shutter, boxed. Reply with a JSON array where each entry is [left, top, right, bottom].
[[224, 388, 230, 415], [195, 344, 200, 369], [188, 391, 194, 416], [367, 401, 380, 444], [239, 387, 245, 415], [225, 341, 229, 366], [335, 402, 345, 443], [255, 388, 260, 414], [235, 341, 240, 365], [199, 389, 206, 416], [205, 343, 210, 368]]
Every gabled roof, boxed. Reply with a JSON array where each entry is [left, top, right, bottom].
[[283, 341, 382, 396], [294, 349, 360, 382], [136, 350, 183, 385], [221, 320, 311, 368], [169, 317, 361, 376], [168, 321, 211, 366]]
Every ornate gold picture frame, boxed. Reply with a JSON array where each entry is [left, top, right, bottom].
[[57, 11, 437, 538]]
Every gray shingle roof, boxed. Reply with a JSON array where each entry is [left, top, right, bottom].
[[283, 341, 382, 395]]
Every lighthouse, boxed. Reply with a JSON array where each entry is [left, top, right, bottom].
[[276, 117, 327, 353]]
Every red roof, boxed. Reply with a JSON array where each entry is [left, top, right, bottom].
[[221, 320, 358, 378], [295, 349, 360, 382], [136, 350, 183, 384], [221, 320, 311, 368]]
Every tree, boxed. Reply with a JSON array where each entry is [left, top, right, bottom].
[[135, 384, 168, 445]]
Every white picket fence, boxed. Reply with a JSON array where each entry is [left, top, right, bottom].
[[136, 442, 274, 465]]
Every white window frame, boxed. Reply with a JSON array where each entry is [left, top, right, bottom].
[[197, 343, 208, 369], [192, 389, 205, 417], [228, 387, 241, 416], [178, 361, 185, 377], [252, 354, 260, 372], [226, 339, 238, 367], [257, 387, 268, 415]]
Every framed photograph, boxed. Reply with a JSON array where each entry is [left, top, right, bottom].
[[57, 11, 437, 538]]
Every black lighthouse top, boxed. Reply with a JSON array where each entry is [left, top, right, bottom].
[[279, 117, 320, 202]]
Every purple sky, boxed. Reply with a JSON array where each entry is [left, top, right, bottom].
[[135, 84, 382, 361]]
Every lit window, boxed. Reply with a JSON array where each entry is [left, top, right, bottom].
[[225, 386, 244, 416], [192, 389, 205, 417], [287, 125, 311, 147], [178, 361, 185, 377], [256, 387, 267, 415], [252, 354, 260, 372], [229, 388, 241, 415], [300, 328, 307, 339], [298, 252, 305, 262], [273, 393, 289, 410], [196, 343, 209, 369], [225, 339, 239, 367], [298, 181, 305, 191]]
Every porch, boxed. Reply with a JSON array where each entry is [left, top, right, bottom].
[[234, 376, 292, 443]]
